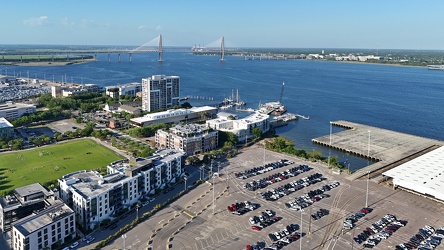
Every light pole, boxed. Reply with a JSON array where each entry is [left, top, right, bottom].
[[365, 170, 370, 207], [263, 141, 266, 166], [212, 174, 215, 215], [122, 234, 127, 250], [367, 130, 371, 165], [184, 175, 188, 191], [300, 209, 304, 250], [328, 121, 332, 168], [136, 204, 139, 219]]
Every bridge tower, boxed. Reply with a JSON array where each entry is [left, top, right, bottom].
[[220, 36, 225, 62], [158, 34, 163, 62]]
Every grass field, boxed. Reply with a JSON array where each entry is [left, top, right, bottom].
[[0, 138, 124, 193]]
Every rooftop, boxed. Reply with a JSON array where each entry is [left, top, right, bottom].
[[383, 146, 444, 200], [60, 170, 130, 199], [131, 106, 216, 123], [12, 202, 74, 236], [14, 183, 52, 199], [0, 117, 13, 129], [170, 123, 209, 136], [0, 102, 35, 111]]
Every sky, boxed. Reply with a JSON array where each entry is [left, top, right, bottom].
[[1, 0, 444, 49]]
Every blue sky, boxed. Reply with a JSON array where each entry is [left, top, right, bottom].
[[1, 0, 444, 49]]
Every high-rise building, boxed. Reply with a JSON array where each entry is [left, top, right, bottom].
[[142, 75, 180, 112]]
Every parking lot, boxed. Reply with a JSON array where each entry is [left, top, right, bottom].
[[160, 144, 444, 250], [99, 144, 444, 250]]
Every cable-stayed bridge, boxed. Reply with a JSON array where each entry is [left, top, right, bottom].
[[2, 35, 235, 62]]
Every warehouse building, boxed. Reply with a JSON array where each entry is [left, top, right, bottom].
[[382, 146, 444, 202]]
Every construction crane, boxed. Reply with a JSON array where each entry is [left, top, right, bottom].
[[278, 81, 285, 103]]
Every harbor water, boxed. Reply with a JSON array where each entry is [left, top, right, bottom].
[[3, 51, 444, 171]]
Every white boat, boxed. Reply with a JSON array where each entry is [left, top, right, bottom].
[[427, 65, 444, 70]]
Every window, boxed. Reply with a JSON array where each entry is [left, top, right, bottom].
[[51, 225, 55, 230]]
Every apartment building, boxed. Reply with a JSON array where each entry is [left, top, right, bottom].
[[0, 183, 54, 233], [156, 123, 218, 156], [58, 149, 185, 230], [11, 202, 75, 250], [141, 75, 180, 112]]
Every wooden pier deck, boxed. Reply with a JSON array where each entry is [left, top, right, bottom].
[[311, 120, 443, 181]]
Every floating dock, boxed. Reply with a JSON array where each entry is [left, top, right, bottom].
[[311, 120, 443, 181]]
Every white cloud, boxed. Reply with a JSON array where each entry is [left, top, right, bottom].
[[138, 25, 149, 30], [23, 16, 49, 26], [61, 17, 75, 26], [155, 25, 162, 31]]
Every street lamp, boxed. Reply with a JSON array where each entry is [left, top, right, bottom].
[[184, 175, 188, 191], [122, 234, 127, 250]]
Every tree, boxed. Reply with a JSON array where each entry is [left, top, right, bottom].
[[227, 115, 236, 120], [181, 102, 192, 109], [252, 127, 262, 139]]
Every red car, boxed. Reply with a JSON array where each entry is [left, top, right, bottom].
[[251, 226, 262, 231], [360, 207, 373, 214]]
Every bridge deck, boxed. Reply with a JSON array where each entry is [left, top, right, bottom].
[[312, 120, 443, 181]]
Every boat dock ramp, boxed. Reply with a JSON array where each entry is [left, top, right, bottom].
[[311, 120, 443, 181]]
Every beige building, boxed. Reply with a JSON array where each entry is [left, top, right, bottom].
[[156, 124, 218, 155]]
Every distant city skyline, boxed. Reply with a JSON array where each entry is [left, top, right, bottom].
[[1, 0, 444, 50]]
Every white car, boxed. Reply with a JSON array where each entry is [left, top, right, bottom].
[[70, 242, 79, 249]]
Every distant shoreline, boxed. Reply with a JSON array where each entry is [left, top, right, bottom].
[[333, 60, 427, 69], [0, 58, 95, 67]]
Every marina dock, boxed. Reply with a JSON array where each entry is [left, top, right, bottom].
[[312, 120, 443, 181]]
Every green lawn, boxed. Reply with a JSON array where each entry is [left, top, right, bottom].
[[0, 138, 124, 193]]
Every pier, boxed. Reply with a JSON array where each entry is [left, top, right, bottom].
[[312, 120, 444, 181]]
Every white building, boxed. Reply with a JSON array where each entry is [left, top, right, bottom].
[[206, 112, 270, 142], [0, 102, 36, 120], [51, 84, 102, 98], [130, 106, 217, 127], [105, 82, 142, 99], [382, 146, 444, 202], [58, 149, 185, 230], [156, 124, 218, 156], [11, 202, 75, 250], [141, 75, 180, 112], [0, 117, 14, 138]]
